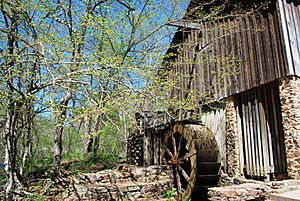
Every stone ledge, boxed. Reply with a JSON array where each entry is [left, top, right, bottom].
[[208, 178, 300, 200], [270, 190, 300, 201]]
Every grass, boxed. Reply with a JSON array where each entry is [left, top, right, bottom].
[[63, 151, 123, 174]]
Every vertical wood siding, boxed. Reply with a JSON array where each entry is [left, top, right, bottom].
[[167, 4, 292, 100], [236, 85, 287, 179], [278, 0, 300, 76]]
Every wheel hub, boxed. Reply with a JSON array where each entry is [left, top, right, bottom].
[[168, 159, 179, 165]]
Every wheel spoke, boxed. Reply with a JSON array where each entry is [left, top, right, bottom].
[[176, 135, 183, 158], [171, 134, 178, 159], [164, 146, 174, 158], [179, 152, 196, 162], [177, 164, 191, 187], [175, 167, 182, 197]]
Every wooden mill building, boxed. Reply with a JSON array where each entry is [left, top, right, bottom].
[[127, 0, 300, 198], [162, 0, 300, 181]]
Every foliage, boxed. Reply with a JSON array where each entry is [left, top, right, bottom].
[[187, 0, 270, 22], [163, 187, 192, 201], [163, 187, 177, 200], [0, 0, 265, 199]]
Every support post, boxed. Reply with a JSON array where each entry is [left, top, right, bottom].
[[225, 97, 241, 177]]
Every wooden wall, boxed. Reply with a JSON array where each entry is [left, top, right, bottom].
[[201, 104, 226, 168], [236, 84, 287, 179], [278, 0, 300, 76], [165, 1, 297, 100]]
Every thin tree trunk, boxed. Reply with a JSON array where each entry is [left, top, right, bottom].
[[93, 114, 101, 160], [52, 93, 71, 172], [83, 115, 93, 160], [3, 2, 22, 197], [20, 104, 33, 176], [4, 102, 22, 199]]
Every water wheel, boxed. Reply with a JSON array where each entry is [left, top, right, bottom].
[[161, 122, 220, 199]]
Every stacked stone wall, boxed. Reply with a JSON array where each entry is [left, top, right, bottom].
[[58, 165, 173, 201], [225, 97, 241, 177], [127, 126, 144, 166], [279, 76, 300, 179]]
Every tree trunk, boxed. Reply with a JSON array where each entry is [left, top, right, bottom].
[[4, 102, 22, 199], [52, 93, 71, 171], [83, 115, 93, 160], [20, 104, 33, 176], [93, 114, 101, 160]]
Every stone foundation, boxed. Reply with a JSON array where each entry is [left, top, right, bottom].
[[58, 165, 173, 200], [279, 76, 300, 179], [208, 178, 300, 200], [225, 97, 241, 177]]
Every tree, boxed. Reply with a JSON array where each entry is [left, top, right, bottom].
[[0, 0, 187, 198]]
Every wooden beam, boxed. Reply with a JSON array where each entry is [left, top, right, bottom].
[[277, 0, 295, 75], [166, 20, 202, 30]]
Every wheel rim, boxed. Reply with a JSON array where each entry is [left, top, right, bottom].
[[161, 123, 197, 199]]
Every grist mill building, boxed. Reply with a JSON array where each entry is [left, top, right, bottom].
[[127, 0, 300, 198]]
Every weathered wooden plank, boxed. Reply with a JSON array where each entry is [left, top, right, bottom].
[[167, 20, 202, 30], [278, 0, 296, 75], [185, 32, 190, 97], [203, 22, 210, 95], [262, 87, 275, 173], [257, 88, 271, 180], [241, 94, 251, 176], [250, 90, 260, 176], [258, 14, 267, 83], [236, 99, 245, 176], [262, 14, 274, 82], [275, 1, 288, 77], [253, 14, 264, 84], [180, 31, 185, 101], [270, 87, 283, 173], [290, 1, 300, 75], [269, 10, 283, 78], [223, 19, 231, 97], [217, 20, 224, 98], [191, 30, 197, 93], [246, 92, 255, 176], [197, 29, 205, 97], [208, 21, 217, 97], [267, 12, 279, 79], [245, 17, 256, 87], [213, 21, 220, 98], [287, 1, 300, 75], [229, 19, 239, 94], [241, 18, 251, 91], [254, 89, 264, 177], [236, 19, 245, 92]]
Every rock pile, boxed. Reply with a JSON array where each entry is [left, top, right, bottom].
[[57, 165, 173, 201]]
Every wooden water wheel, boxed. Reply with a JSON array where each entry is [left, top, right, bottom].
[[161, 122, 220, 199]]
